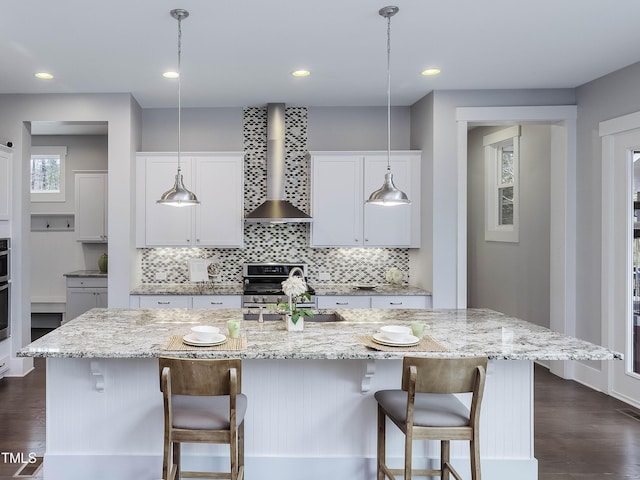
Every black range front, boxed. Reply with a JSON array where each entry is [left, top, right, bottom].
[[242, 262, 316, 308]]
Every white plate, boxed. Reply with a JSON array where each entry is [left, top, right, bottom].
[[354, 284, 377, 290], [182, 333, 227, 347], [372, 333, 420, 347]]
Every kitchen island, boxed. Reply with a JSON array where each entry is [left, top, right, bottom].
[[18, 308, 620, 480]]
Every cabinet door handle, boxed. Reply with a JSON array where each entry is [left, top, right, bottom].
[[210, 302, 223, 305], [336, 302, 349, 305], [389, 302, 403, 305], [157, 301, 171, 305]]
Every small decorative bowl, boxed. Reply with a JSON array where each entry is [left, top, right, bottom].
[[379, 325, 412, 342], [190, 325, 220, 342]]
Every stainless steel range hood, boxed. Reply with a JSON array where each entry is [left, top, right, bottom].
[[245, 103, 312, 223]]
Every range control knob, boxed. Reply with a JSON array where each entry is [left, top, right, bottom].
[[252, 296, 258, 303], [261, 296, 267, 303]]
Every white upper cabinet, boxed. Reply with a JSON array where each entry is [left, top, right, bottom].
[[75, 173, 108, 242], [311, 155, 363, 246], [136, 153, 244, 248], [0, 146, 11, 220], [310, 151, 421, 247]]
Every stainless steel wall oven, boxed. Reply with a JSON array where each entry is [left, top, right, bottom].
[[0, 239, 9, 341]]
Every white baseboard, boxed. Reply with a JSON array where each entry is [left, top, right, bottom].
[[571, 359, 608, 393], [44, 453, 538, 480]]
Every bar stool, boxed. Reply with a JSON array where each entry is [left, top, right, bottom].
[[159, 357, 247, 480], [375, 356, 487, 480]]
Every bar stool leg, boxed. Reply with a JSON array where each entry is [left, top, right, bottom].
[[470, 432, 481, 480], [377, 405, 386, 480], [404, 428, 413, 480], [239, 421, 245, 477], [174, 442, 181, 480], [441, 440, 450, 480]]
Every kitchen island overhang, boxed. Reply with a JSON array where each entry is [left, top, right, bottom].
[[18, 308, 621, 480]]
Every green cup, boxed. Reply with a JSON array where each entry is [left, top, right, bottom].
[[410, 321, 428, 339], [227, 319, 241, 339]]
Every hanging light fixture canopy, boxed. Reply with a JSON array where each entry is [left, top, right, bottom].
[[157, 8, 200, 207], [366, 6, 411, 206]]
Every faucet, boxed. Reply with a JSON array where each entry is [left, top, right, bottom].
[[288, 266, 305, 279]]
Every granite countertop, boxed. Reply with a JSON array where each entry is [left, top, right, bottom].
[[313, 284, 430, 296], [17, 307, 621, 361], [64, 270, 107, 278], [129, 283, 429, 296]]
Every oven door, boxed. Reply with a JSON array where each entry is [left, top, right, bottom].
[[0, 282, 9, 341], [0, 249, 8, 283]]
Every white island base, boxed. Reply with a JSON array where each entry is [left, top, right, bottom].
[[44, 357, 537, 480]]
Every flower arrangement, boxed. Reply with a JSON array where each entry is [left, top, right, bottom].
[[279, 276, 314, 325]]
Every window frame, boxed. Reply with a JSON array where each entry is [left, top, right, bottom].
[[483, 126, 520, 243], [30, 146, 67, 203]]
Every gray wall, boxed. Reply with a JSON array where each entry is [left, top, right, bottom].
[[409, 88, 575, 308], [575, 60, 640, 344], [467, 125, 551, 328], [140, 106, 411, 152]]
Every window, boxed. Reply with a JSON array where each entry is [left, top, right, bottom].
[[31, 146, 67, 202], [483, 126, 520, 242]]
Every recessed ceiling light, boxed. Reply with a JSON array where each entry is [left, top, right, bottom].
[[291, 70, 310, 77], [421, 68, 441, 76], [34, 72, 54, 80], [163, 71, 179, 79]]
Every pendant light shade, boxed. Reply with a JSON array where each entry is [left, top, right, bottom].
[[366, 6, 410, 206], [157, 9, 199, 207]]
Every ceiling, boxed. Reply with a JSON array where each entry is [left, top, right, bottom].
[[3, 0, 640, 110]]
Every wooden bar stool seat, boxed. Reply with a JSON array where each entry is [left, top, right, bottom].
[[375, 356, 487, 480], [159, 357, 246, 480]]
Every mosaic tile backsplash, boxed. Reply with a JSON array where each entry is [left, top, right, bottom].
[[140, 106, 410, 285]]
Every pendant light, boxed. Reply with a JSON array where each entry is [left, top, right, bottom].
[[366, 6, 411, 206], [157, 9, 200, 207]]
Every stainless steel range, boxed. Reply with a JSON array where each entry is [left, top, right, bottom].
[[242, 263, 316, 308]]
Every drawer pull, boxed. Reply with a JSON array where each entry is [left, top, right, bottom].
[[157, 301, 171, 305], [390, 302, 403, 305], [336, 302, 349, 305], [210, 302, 223, 305]]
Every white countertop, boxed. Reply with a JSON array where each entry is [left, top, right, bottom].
[[18, 307, 621, 361]]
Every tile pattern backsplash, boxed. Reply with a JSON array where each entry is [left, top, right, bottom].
[[140, 106, 410, 285]]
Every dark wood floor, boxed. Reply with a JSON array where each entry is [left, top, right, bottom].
[[0, 345, 639, 479]]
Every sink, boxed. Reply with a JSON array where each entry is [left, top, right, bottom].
[[243, 313, 344, 322]]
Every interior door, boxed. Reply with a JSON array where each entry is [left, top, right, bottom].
[[608, 128, 640, 406]]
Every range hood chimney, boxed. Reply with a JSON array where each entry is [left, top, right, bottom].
[[245, 103, 312, 223]]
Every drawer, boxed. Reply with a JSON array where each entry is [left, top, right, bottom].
[[317, 296, 371, 309], [138, 295, 191, 309], [371, 295, 427, 309], [192, 295, 241, 309], [66, 277, 107, 288]]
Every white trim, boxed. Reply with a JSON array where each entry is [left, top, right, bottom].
[[457, 105, 577, 380], [599, 110, 640, 137]]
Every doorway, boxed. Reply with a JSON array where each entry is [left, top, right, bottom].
[[601, 119, 640, 408]]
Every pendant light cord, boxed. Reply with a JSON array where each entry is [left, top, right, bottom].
[[177, 13, 183, 174], [385, 12, 392, 172]]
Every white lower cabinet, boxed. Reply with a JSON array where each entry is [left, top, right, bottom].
[[192, 295, 241, 309], [66, 277, 108, 322], [317, 296, 371, 309], [137, 296, 191, 309], [370, 295, 430, 309], [317, 295, 431, 309], [130, 295, 242, 309]]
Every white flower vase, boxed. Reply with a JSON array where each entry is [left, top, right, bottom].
[[285, 314, 304, 332]]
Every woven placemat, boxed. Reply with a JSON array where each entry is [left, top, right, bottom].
[[355, 334, 449, 352], [163, 335, 247, 351]]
